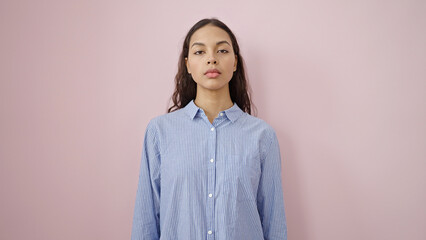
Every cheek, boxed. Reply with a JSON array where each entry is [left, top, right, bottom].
[[223, 58, 236, 69], [189, 60, 201, 72]]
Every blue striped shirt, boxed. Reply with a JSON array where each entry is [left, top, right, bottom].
[[131, 99, 287, 240]]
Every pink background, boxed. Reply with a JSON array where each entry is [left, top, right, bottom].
[[1, 0, 425, 239]]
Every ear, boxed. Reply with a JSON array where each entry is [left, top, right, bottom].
[[185, 57, 191, 74], [234, 55, 238, 72]]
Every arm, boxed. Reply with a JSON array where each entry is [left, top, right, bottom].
[[131, 120, 161, 240], [257, 130, 287, 240]]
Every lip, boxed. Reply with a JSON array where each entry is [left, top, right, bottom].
[[204, 69, 221, 74]]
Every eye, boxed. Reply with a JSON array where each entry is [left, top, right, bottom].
[[194, 50, 228, 55]]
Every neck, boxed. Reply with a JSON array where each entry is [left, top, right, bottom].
[[194, 85, 233, 117]]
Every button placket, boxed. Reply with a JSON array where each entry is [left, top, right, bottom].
[[206, 124, 216, 239]]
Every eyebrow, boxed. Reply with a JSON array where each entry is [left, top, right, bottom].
[[191, 40, 231, 48]]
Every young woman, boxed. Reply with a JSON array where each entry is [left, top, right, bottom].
[[131, 18, 287, 240]]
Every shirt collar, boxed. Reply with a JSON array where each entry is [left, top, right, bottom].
[[184, 99, 244, 123]]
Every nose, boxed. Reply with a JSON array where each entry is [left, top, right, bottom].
[[207, 56, 217, 65]]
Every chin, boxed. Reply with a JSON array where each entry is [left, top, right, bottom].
[[198, 81, 228, 91]]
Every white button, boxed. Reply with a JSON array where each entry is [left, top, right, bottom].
[[208, 230, 212, 234], [210, 127, 214, 131], [220, 113, 223, 116], [210, 158, 214, 162], [208, 193, 213, 197]]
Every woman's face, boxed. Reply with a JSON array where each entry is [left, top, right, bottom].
[[185, 25, 237, 91]]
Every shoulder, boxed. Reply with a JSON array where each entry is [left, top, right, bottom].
[[241, 113, 277, 140], [142, 109, 184, 149], [240, 113, 278, 160], [238, 112, 277, 148], [145, 108, 186, 132]]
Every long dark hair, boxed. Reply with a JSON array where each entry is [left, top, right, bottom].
[[167, 18, 257, 116]]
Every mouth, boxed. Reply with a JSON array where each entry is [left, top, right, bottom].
[[205, 72, 221, 78], [205, 69, 221, 78]]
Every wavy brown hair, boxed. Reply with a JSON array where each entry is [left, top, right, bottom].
[[167, 18, 257, 116]]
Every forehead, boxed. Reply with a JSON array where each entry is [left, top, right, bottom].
[[189, 25, 232, 45]]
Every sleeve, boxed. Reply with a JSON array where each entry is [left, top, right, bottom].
[[131, 120, 161, 240], [256, 129, 287, 240]]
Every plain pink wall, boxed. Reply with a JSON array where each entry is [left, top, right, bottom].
[[1, 0, 425, 239]]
